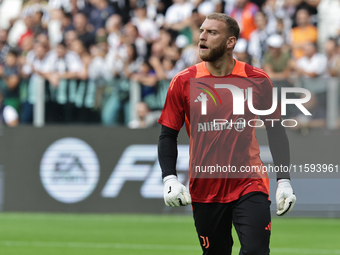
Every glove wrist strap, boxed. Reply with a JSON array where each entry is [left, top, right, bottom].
[[277, 179, 290, 184], [163, 175, 177, 184]]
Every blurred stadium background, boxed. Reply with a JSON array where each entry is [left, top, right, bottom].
[[0, 0, 340, 254]]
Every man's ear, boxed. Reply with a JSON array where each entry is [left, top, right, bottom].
[[227, 36, 237, 49]]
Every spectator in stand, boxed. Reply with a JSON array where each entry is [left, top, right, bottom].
[[0, 28, 10, 66], [263, 34, 291, 80], [0, 49, 20, 112], [21, 42, 49, 123], [261, 0, 279, 34], [104, 15, 122, 79], [47, 8, 64, 48], [70, 39, 88, 58], [181, 28, 201, 68], [290, 0, 320, 28], [248, 11, 273, 67], [43, 41, 83, 122], [149, 46, 185, 80], [131, 2, 159, 44], [70, 38, 92, 80], [106, 0, 131, 24], [290, 8, 318, 59], [262, 34, 292, 108], [233, 38, 252, 65], [121, 22, 147, 57], [64, 29, 78, 48], [36, 33, 51, 50], [60, 11, 74, 36], [158, 28, 176, 49], [291, 42, 327, 78], [89, 0, 116, 34], [196, 0, 223, 17], [31, 10, 47, 35], [21, 0, 50, 25], [17, 15, 35, 51], [106, 14, 122, 52], [20, 33, 35, 57], [164, 0, 193, 31], [73, 12, 96, 49], [131, 60, 157, 101], [324, 38, 340, 77], [275, 18, 290, 46], [88, 42, 110, 83], [0, 88, 19, 127], [71, 36, 98, 122], [127, 101, 161, 128], [102, 43, 142, 126], [119, 43, 143, 80], [48, 0, 74, 11], [69, 0, 85, 15], [44, 41, 83, 86], [8, 3, 46, 46], [317, 0, 340, 48], [0, 0, 23, 30], [230, 0, 259, 41]]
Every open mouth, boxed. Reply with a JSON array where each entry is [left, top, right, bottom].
[[200, 44, 208, 50]]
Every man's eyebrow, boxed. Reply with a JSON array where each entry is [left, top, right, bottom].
[[199, 28, 219, 32]]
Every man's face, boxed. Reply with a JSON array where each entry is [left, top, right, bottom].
[[135, 7, 147, 18], [296, 9, 309, 27], [56, 45, 66, 58], [35, 44, 46, 59], [5, 53, 16, 67], [236, 0, 248, 8], [269, 46, 281, 56], [324, 40, 336, 56], [198, 19, 228, 62], [303, 43, 315, 58], [255, 12, 267, 30], [74, 14, 87, 31]]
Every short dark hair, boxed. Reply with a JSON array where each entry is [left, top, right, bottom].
[[57, 40, 67, 48], [206, 13, 240, 40], [8, 48, 19, 57]]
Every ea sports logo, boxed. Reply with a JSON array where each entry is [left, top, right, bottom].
[[40, 138, 100, 203]]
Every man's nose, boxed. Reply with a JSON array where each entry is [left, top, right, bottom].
[[199, 31, 207, 41]]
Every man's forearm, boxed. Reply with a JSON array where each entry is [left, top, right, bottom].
[[266, 120, 291, 180], [158, 125, 179, 179]]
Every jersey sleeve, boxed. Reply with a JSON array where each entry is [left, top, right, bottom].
[[158, 75, 185, 131], [258, 71, 281, 124]]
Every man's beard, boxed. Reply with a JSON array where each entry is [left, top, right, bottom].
[[199, 39, 227, 62]]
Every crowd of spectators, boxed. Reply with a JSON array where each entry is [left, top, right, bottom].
[[0, 0, 340, 128]]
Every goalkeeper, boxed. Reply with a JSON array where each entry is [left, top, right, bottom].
[[158, 13, 296, 255]]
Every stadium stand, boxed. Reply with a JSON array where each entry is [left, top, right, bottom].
[[0, 0, 339, 128]]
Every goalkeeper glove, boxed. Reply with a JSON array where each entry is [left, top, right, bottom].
[[163, 175, 191, 207], [276, 179, 296, 216]]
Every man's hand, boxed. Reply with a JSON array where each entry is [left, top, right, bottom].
[[163, 175, 191, 207], [276, 179, 296, 216]]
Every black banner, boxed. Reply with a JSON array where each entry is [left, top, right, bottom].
[[0, 126, 339, 216]]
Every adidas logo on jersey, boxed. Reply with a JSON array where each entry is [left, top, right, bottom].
[[194, 92, 208, 103]]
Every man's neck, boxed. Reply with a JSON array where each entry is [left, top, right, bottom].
[[76, 28, 86, 35], [299, 24, 308, 29], [205, 53, 235, 76]]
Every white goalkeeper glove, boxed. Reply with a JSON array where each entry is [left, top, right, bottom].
[[163, 175, 191, 207], [276, 179, 296, 216]]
